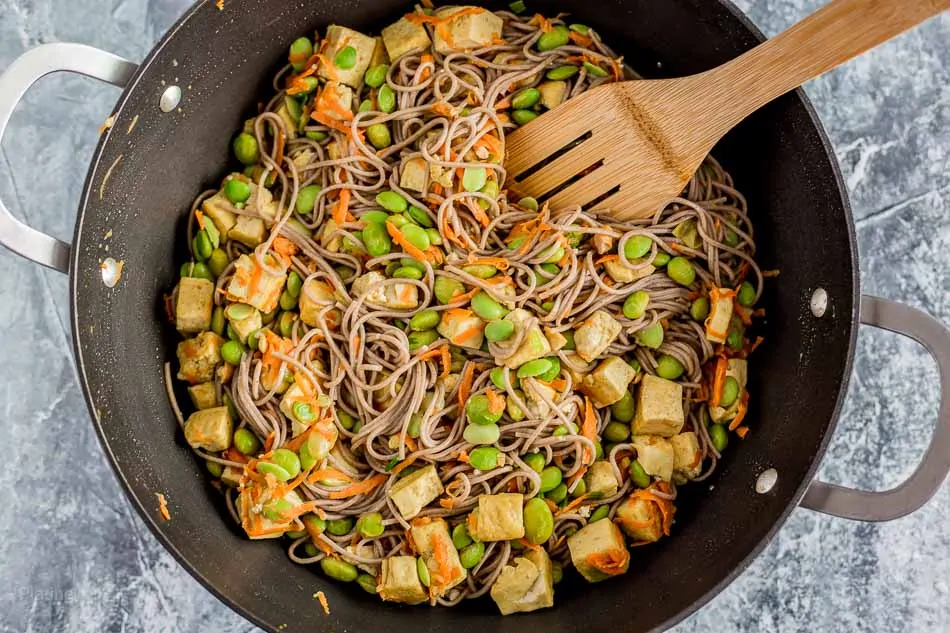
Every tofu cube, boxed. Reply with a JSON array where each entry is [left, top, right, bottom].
[[708, 358, 749, 422], [220, 465, 243, 487], [201, 189, 237, 236], [228, 215, 266, 248], [369, 36, 389, 67], [584, 460, 619, 499], [226, 304, 261, 344], [705, 289, 735, 344], [316, 82, 354, 120], [438, 308, 485, 350], [299, 278, 341, 329], [583, 356, 638, 407], [184, 406, 232, 452], [175, 277, 215, 334], [574, 310, 622, 362], [561, 351, 595, 384], [632, 435, 674, 482], [351, 271, 388, 305], [275, 101, 299, 139], [318, 219, 343, 252], [389, 464, 444, 519], [567, 517, 630, 583], [632, 374, 685, 437], [279, 384, 314, 435], [246, 184, 278, 224], [523, 379, 557, 418], [543, 327, 567, 352], [490, 548, 555, 615], [176, 331, 224, 384], [469, 493, 524, 542], [381, 17, 432, 61], [400, 157, 429, 193], [591, 233, 614, 254], [604, 257, 655, 284], [187, 382, 218, 410], [500, 309, 551, 368], [379, 556, 428, 604], [671, 431, 703, 484], [615, 494, 665, 543], [319, 25, 378, 88], [432, 7, 504, 54], [538, 80, 569, 110], [384, 282, 420, 310], [409, 518, 467, 593], [226, 254, 287, 313], [238, 486, 305, 539]]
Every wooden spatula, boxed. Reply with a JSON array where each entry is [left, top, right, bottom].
[[505, 0, 949, 220]]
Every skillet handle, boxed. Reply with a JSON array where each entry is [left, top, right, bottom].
[[0, 43, 137, 273], [801, 295, 950, 521]]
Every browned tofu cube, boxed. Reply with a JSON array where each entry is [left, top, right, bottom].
[[469, 493, 524, 542], [567, 517, 629, 583], [615, 493, 669, 544], [632, 374, 684, 437]]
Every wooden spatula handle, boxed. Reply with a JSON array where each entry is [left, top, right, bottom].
[[710, 0, 949, 129]]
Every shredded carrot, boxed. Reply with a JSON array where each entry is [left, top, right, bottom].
[[610, 57, 623, 81], [529, 13, 553, 32], [629, 488, 675, 536], [586, 549, 629, 576], [518, 538, 542, 552], [439, 344, 452, 378], [215, 0, 224, 10], [417, 347, 444, 361], [405, 8, 488, 49], [485, 389, 506, 414], [734, 305, 753, 326], [391, 456, 418, 475], [315, 590, 330, 615], [581, 397, 597, 464], [558, 494, 589, 516], [433, 533, 462, 588], [736, 426, 750, 439], [458, 363, 476, 409], [595, 254, 618, 265], [264, 431, 277, 452], [728, 393, 749, 431], [762, 269, 781, 278], [419, 53, 434, 80], [421, 0, 434, 7], [747, 336, 765, 355], [569, 31, 593, 47], [430, 100, 455, 118], [567, 465, 588, 487], [272, 235, 299, 259], [156, 493, 170, 521], [710, 355, 728, 407], [307, 468, 354, 484], [386, 220, 430, 262], [333, 187, 351, 226], [439, 497, 456, 509], [222, 447, 249, 464], [328, 473, 387, 499], [453, 326, 484, 345], [494, 97, 512, 110]]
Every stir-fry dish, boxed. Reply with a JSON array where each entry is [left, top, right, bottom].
[[165, 2, 764, 614]]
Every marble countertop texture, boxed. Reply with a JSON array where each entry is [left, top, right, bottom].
[[1, 0, 949, 631]]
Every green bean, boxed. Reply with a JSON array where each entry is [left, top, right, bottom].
[[667, 256, 696, 286], [589, 505, 610, 523], [469, 446, 502, 471], [364, 64, 389, 88], [471, 291, 508, 321], [603, 421, 631, 443], [221, 340, 244, 366], [408, 329, 439, 350], [485, 320, 515, 342], [393, 266, 423, 280], [233, 133, 260, 165], [210, 306, 226, 336], [400, 224, 431, 251], [337, 410, 356, 431], [378, 84, 396, 113], [546, 65, 579, 80], [720, 376, 740, 408], [738, 281, 756, 307], [367, 123, 391, 150], [467, 394, 503, 426], [710, 424, 729, 452], [356, 512, 385, 538], [279, 290, 298, 311], [656, 354, 685, 380], [289, 37, 313, 72], [511, 87, 541, 110], [357, 573, 378, 594], [463, 422, 500, 445], [434, 277, 465, 304], [233, 428, 261, 455], [539, 356, 560, 381], [410, 310, 440, 331], [636, 321, 664, 349], [452, 523, 473, 550], [460, 541, 485, 569], [376, 190, 408, 213], [362, 221, 392, 257], [523, 452, 545, 473], [334, 45, 357, 70], [517, 358, 552, 379], [690, 297, 710, 322], [425, 228, 443, 246], [652, 252, 671, 267], [326, 517, 354, 536], [537, 25, 570, 51], [407, 205, 434, 227], [512, 109, 538, 125], [320, 557, 358, 582], [539, 466, 562, 493], [610, 390, 635, 423], [279, 311, 296, 338], [224, 178, 251, 204], [523, 497, 554, 544], [583, 61, 609, 77], [622, 290, 650, 320], [546, 483, 568, 503], [206, 460, 224, 477]]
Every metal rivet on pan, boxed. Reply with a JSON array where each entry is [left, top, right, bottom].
[[160, 85, 182, 112], [755, 468, 778, 494], [100, 257, 123, 288], [810, 287, 828, 317]]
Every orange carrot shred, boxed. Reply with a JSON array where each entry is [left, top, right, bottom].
[[327, 474, 387, 499], [581, 397, 597, 464], [485, 389, 506, 414], [156, 493, 171, 521], [728, 393, 749, 431], [557, 494, 588, 516], [736, 426, 750, 439], [458, 363, 476, 409], [710, 355, 728, 407], [315, 591, 330, 615], [386, 220, 430, 261]]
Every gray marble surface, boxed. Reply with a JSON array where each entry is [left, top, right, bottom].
[[1, 0, 949, 631]]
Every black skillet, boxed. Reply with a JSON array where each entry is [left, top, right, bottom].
[[1, 0, 949, 631]]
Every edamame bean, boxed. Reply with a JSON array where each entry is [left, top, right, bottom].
[[364, 64, 389, 88], [208, 248, 229, 278], [271, 448, 301, 479], [359, 99, 373, 113], [289, 37, 313, 72], [552, 563, 564, 584], [562, 330, 575, 350], [221, 340, 245, 366], [279, 290, 298, 311], [636, 321, 664, 349], [417, 557, 431, 586], [452, 523, 473, 550], [738, 281, 756, 307], [539, 466, 562, 492], [667, 256, 696, 286], [509, 0, 527, 13], [485, 320, 515, 342], [224, 178, 251, 204], [589, 505, 610, 523], [194, 230, 213, 260], [357, 573, 378, 594], [378, 84, 396, 113], [610, 390, 635, 423], [623, 235, 653, 260], [303, 513, 326, 536], [546, 483, 568, 503], [407, 413, 423, 439], [206, 460, 224, 477], [469, 446, 502, 471], [233, 428, 261, 455], [425, 228, 443, 245], [464, 422, 500, 445], [538, 356, 560, 381], [489, 367, 509, 390], [334, 45, 357, 70], [571, 478, 587, 497], [462, 167, 488, 194], [471, 291, 508, 320], [690, 297, 710, 321], [358, 210, 388, 226], [367, 123, 392, 149], [719, 376, 740, 408], [511, 87, 541, 110], [583, 61, 609, 77], [523, 452, 545, 473], [710, 423, 729, 452], [362, 221, 392, 257], [552, 426, 569, 437], [407, 205, 433, 227], [326, 517, 354, 536], [295, 184, 321, 215], [410, 310, 440, 331], [279, 311, 296, 338], [463, 264, 495, 279], [517, 358, 553, 379], [337, 410, 356, 431], [523, 497, 554, 545], [629, 460, 652, 489], [604, 421, 631, 443], [723, 227, 740, 247], [727, 323, 744, 351], [652, 252, 671, 267], [376, 191, 408, 213], [356, 512, 385, 538], [393, 266, 423, 280], [257, 461, 291, 481], [623, 290, 650, 319], [320, 557, 359, 582], [594, 441, 604, 460], [466, 394, 503, 426], [233, 133, 260, 165], [569, 23, 590, 35], [408, 329, 439, 350], [263, 498, 294, 521], [293, 401, 316, 423], [536, 25, 570, 51], [400, 224, 431, 251], [656, 354, 685, 380], [546, 65, 579, 80], [284, 272, 303, 300], [512, 109, 538, 125], [460, 541, 485, 569], [211, 306, 226, 336], [305, 130, 328, 142]]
